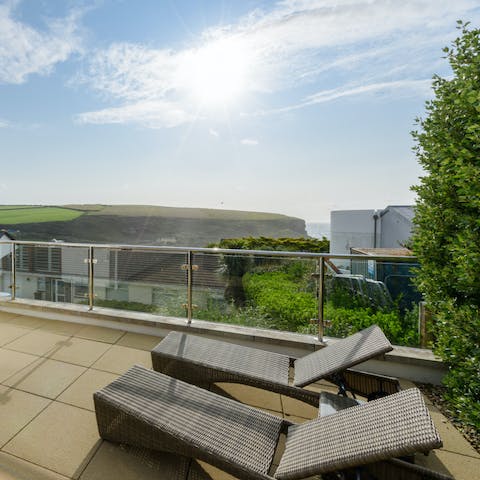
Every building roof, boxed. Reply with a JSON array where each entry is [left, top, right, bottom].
[[0, 229, 14, 240], [381, 205, 414, 222], [351, 247, 413, 256]]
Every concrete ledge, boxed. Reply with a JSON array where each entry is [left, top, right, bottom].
[[0, 298, 447, 384]]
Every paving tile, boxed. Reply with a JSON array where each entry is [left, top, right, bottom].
[[0, 348, 39, 383], [47, 337, 112, 367], [214, 383, 282, 412], [416, 449, 480, 480], [281, 395, 318, 419], [38, 319, 83, 336], [5, 330, 72, 357], [58, 369, 119, 411], [3, 357, 86, 399], [3, 401, 100, 479], [258, 407, 283, 418], [0, 324, 31, 346], [80, 441, 192, 480], [0, 451, 70, 480], [116, 332, 162, 351], [428, 405, 480, 458], [284, 414, 311, 424], [0, 312, 19, 323], [5, 314, 47, 329], [304, 381, 338, 394], [196, 461, 240, 480], [0, 385, 51, 447], [91, 345, 152, 375], [75, 325, 125, 344]]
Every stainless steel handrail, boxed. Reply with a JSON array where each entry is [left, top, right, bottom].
[[8, 240, 417, 262], [4, 240, 418, 341]]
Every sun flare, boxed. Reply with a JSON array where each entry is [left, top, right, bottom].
[[181, 37, 251, 108]]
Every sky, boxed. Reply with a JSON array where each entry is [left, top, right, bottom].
[[1, 0, 479, 222]]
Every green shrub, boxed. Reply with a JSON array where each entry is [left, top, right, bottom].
[[94, 298, 158, 313], [243, 271, 317, 331], [324, 303, 419, 346], [411, 22, 480, 431], [212, 236, 329, 253]]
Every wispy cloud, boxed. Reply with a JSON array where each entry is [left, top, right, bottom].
[[0, 118, 9, 127], [76, 0, 480, 128], [209, 128, 219, 137], [75, 100, 196, 129], [241, 138, 259, 146], [0, 1, 83, 84], [253, 79, 434, 116]]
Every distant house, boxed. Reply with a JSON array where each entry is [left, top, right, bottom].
[[330, 205, 414, 255], [0, 240, 225, 309]]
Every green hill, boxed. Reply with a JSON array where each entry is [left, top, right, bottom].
[[0, 205, 307, 246]]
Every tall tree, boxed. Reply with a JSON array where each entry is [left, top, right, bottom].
[[412, 21, 480, 430]]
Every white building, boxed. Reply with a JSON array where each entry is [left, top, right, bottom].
[[330, 206, 414, 255]]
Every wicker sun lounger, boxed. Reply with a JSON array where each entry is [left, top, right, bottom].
[[94, 365, 450, 480], [151, 325, 399, 406]]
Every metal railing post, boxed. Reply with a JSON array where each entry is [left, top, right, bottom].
[[317, 256, 325, 342], [11, 243, 16, 300], [88, 246, 95, 311], [186, 250, 193, 325]]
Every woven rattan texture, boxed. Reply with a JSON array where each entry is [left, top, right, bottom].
[[152, 332, 290, 385], [341, 369, 400, 397], [275, 388, 442, 480], [293, 324, 393, 387], [95, 365, 284, 480]]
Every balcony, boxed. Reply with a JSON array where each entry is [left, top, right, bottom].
[[0, 241, 478, 479]]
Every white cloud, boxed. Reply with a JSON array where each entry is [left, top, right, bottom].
[[75, 100, 196, 129], [0, 2, 82, 84], [241, 138, 259, 146], [0, 118, 9, 127], [209, 128, 219, 137], [76, 0, 480, 127], [255, 79, 434, 115]]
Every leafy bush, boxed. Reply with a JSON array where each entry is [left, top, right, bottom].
[[211, 236, 330, 253], [324, 303, 419, 346], [243, 271, 317, 331], [411, 22, 480, 431], [94, 298, 158, 313], [195, 302, 273, 329], [215, 236, 324, 306]]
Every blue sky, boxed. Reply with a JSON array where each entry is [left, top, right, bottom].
[[1, 0, 479, 222]]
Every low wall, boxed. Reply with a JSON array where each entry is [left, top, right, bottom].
[[0, 298, 446, 385]]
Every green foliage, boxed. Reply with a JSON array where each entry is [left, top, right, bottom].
[[212, 236, 330, 253], [432, 303, 480, 428], [94, 298, 158, 313], [0, 207, 83, 224], [325, 303, 419, 347], [243, 270, 318, 331], [195, 302, 273, 329], [411, 22, 480, 431], [215, 236, 327, 306]]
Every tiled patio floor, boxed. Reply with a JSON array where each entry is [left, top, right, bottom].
[[0, 311, 478, 479]]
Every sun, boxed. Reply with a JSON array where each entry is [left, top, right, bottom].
[[181, 37, 251, 108]]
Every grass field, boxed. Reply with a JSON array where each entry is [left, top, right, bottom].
[[86, 204, 292, 220], [0, 205, 41, 210], [0, 207, 83, 224]]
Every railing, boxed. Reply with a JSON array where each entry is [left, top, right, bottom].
[[0, 240, 422, 345]]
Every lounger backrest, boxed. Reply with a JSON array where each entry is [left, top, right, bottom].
[[293, 325, 393, 387], [275, 388, 442, 480]]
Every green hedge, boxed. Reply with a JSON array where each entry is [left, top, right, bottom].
[[211, 236, 329, 253]]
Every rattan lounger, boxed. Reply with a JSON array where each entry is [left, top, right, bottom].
[[151, 325, 399, 406], [94, 365, 449, 480]]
